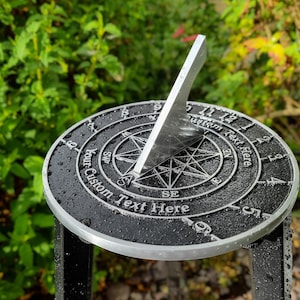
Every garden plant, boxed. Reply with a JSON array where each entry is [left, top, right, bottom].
[[0, 0, 299, 299]]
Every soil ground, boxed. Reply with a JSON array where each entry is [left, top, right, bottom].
[[91, 216, 300, 300]]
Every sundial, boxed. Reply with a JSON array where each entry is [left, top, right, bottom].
[[43, 35, 299, 263]]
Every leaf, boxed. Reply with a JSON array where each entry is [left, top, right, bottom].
[[104, 23, 122, 38], [83, 20, 99, 32], [15, 33, 30, 61], [268, 43, 286, 65], [19, 243, 33, 268], [10, 189, 42, 220], [100, 54, 124, 82], [32, 213, 54, 228], [24, 156, 44, 176], [0, 43, 4, 62], [11, 189, 37, 219], [33, 241, 52, 257], [32, 173, 43, 200], [0, 6, 14, 26], [0, 148, 19, 180], [26, 20, 41, 34], [243, 37, 268, 51], [233, 44, 248, 59], [40, 50, 49, 67], [0, 281, 23, 300], [11, 162, 30, 179], [13, 214, 29, 237], [0, 232, 8, 242]]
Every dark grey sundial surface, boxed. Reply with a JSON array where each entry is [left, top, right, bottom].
[[43, 101, 299, 260]]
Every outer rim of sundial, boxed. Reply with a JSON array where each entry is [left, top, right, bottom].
[[42, 101, 299, 261]]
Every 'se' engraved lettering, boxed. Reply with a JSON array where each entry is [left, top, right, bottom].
[[162, 190, 180, 198], [151, 202, 190, 215], [83, 148, 97, 167], [84, 168, 113, 199]]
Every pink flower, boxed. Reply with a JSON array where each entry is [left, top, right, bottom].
[[181, 34, 198, 43], [172, 25, 185, 38]]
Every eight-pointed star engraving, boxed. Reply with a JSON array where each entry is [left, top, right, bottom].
[[114, 132, 222, 189]]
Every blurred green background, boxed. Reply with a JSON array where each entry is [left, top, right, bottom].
[[0, 0, 299, 299]]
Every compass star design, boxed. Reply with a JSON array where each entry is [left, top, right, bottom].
[[114, 132, 223, 189]]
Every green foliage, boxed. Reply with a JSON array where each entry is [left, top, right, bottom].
[[99, 0, 225, 101], [0, 1, 124, 298], [0, 0, 224, 298], [0, 0, 298, 299], [206, 0, 300, 155]]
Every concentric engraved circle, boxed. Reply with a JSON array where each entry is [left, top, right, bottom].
[[76, 111, 262, 218], [111, 127, 225, 189], [43, 101, 299, 260]]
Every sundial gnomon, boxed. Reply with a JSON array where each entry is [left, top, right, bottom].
[[43, 35, 299, 260]]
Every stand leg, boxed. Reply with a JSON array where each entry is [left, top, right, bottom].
[[249, 216, 292, 300], [54, 219, 94, 300]]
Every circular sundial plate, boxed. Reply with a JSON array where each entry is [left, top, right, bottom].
[[43, 101, 299, 260]]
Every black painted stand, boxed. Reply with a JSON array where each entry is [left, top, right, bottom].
[[54, 219, 94, 300], [249, 217, 292, 300], [54, 217, 292, 300]]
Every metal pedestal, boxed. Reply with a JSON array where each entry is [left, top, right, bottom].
[[54, 217, 293, 300], [249, 217, 292, 300], [43, 101, 299, 300], [54, 219, 94, 300]]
